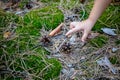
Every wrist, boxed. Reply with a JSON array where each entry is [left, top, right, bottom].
[[86, 18, 96, 29], [88, 17, 97, 25]]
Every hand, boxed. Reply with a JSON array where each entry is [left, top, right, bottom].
[[66, 19, 95, 42]]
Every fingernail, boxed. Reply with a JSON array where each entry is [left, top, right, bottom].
[[64, 34, 67, 36], [81, 39, 85, 42]]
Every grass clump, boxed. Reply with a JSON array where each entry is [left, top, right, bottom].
[[89, 35, 108, 48], [0, 9, 20, 54], [24, 6, 64, 30], [0, 9, 19, 27]]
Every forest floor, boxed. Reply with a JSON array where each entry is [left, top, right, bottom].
[[0, 0, 120, 80]]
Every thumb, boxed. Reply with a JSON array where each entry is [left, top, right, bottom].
[[81, 30, 89, 42], [66, 28, 78, 36]]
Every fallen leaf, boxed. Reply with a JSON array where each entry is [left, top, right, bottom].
[[3, 32, 11, 38], [49, 23, 64, 37], [101, 28, 117, 36], [112, 47, 118, 53]]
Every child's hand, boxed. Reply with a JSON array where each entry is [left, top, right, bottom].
[[66, 0, 112, 42], [66, 19, 94, 42]]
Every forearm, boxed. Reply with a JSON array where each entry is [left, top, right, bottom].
[[88, 0, 112, 24]]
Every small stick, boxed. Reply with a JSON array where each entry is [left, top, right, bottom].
[[49, 23, 64, 37], [58, 39, 66, 50]]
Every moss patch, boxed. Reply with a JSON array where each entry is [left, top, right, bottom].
[[24, 6, 64, 30], [43, 58, 62, 79], [2, 48, 62, 80], [0, 8, 62, 80]]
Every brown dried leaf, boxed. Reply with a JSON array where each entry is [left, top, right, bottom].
[[3, 32, 11, 38], [49, 23, 64, 37]]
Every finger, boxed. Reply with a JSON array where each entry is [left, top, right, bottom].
[[81, 31, 89, 42], [70, 22, 79, 29], [66, 28, 79, 36]]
